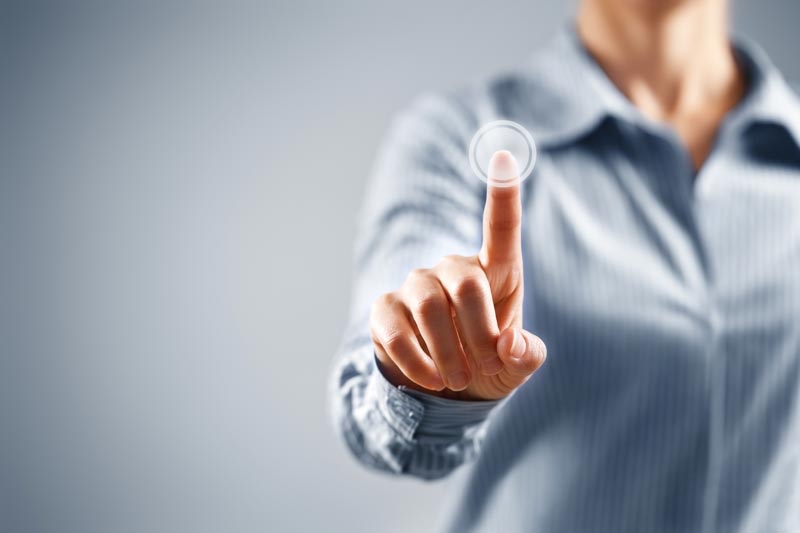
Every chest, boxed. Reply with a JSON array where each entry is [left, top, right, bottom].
[[521, 139, 800, 368]]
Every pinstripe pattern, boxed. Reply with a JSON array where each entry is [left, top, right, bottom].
[[329, 25, 800, 532]]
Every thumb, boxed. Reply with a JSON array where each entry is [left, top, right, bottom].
[[496, 327, 547, 378]]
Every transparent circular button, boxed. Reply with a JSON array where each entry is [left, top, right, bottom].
[[468, 120, 537, 187]]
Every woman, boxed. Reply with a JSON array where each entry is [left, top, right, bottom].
[[330, 0, 800, 531]]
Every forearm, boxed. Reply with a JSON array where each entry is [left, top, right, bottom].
[[328, 91, 504, 479], [330, 342, 500, 480]]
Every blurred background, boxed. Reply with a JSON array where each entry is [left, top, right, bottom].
[[2, 1, 798, 531]]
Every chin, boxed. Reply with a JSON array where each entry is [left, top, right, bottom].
[[621, 0, 702, 13]]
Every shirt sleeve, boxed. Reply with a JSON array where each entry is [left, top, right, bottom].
[[328, 91, 506, 480]]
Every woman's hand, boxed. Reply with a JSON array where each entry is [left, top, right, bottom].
[[369, 151, 547, 401]]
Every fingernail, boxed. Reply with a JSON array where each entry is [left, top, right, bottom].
[[488, 150, 519, 185], [448, 371, 469, 390], [510, 329, 526, 360], [480, 356, 504, 375]]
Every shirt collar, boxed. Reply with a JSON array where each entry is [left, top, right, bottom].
[[520, 23, 800, 151], [726, 35, 800, 148]]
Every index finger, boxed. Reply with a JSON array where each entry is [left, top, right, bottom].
[[479, 150, 522, 267]]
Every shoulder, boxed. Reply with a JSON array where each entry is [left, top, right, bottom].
[[391, 70, 549, 144]]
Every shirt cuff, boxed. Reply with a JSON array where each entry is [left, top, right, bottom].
[[370, 354, 502, 442]]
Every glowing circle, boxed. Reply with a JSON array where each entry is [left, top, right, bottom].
[[468, 120, 537, 187]]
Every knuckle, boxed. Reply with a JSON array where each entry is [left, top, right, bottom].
[[502, 264, 524, 287], [370, 293, 395, 323], [453, 274, 489, 303], [404, 268, 430, 286], [463, 338, 495, 362], [382, 329, 411, 353], [488, 213, 520, 233], [410, 290, 445, 319], [475, 347, 499, 363], [439, 254, 466, 269], [373, 291, 396, 311]]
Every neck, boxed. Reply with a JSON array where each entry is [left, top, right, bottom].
[[576, 0, 740, 121]]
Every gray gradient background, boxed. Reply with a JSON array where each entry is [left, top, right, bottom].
[[2, 1, 798, 532]]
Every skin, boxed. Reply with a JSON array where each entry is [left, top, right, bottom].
[[371, 151, 545, 400], [578, 0, 746, 170], [370, 0, 743, 401]]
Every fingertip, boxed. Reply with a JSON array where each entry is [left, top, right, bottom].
[[446, 370, 471, 391], [415, 378, 446, 392], [497, 328, 546, 375], [488, 150, 520, 187], [428, 371, 446, 391], [497, 328, 525, 362], [522, 330, 547, 369]]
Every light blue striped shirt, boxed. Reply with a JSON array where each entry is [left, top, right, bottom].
[[330, 26, 800, 532]]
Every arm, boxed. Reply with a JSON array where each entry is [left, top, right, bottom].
[[329, 94, 546, 480]]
